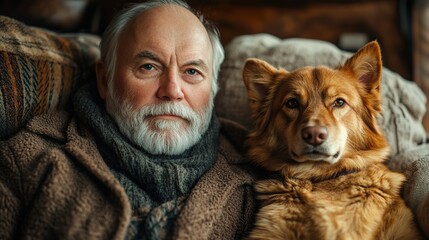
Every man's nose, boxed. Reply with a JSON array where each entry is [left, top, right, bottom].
[[156, 71, 184, 101]]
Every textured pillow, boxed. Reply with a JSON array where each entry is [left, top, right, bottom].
[[0, 16, 100, 140], [215, 34, 428, 155]]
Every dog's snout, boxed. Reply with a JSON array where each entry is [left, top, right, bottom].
[[302, 126, 328, 146]]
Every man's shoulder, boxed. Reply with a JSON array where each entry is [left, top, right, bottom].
[[0, 110, 101, 177], [25, 111, 72, 140], [1, 111, 74, 163], [217, 118, 267, 177], [0, 111, 74, 176], [218, 118, 249, 164]]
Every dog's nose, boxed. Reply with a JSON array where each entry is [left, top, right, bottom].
[[302, 126, 328, 146]]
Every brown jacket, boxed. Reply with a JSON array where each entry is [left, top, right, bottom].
[[0, 112, 258, 240]]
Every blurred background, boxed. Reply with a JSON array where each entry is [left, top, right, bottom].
[[0, 0, 415, 79], [1, 0, 428, 129]]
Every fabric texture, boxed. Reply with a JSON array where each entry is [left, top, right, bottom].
[[0, 112, 131, 240], [0, 15, 100, 140], [73, 83, 220, 239], [387, 144, 429, 237], [0, 106, 257, 240], [215, 34, 429, 237]]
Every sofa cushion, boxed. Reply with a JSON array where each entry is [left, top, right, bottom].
[[0, 16, 100, 140], [215, 34, 428, 155]]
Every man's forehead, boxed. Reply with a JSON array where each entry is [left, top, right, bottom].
[[121, 5, 210, 45], [119, 8, 211, 57], [131, 4, 204, 31]]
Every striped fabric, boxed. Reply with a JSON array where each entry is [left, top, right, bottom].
[[0, 16, 100, 140]]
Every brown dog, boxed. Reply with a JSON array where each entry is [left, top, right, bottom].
[[242, 41, 422, 240]]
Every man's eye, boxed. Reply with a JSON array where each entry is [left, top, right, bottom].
[[186, 69, 199, 75], [141, 64, 154, 71]]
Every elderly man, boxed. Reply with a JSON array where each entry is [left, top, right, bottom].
[[0, 0, 259, 239]]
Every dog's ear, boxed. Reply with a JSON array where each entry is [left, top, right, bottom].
[[242, 58, 280, 109], [341, 41, 384, 134], [242, 58, 283, 129], [340, 41, 382, 94]]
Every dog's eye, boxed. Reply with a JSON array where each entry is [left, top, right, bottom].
[[334, 98, 346, 108], [285, 98, 299, 109]]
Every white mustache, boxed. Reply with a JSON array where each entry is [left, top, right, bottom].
[[136, 102, 200, 122]]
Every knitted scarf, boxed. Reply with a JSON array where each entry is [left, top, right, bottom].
[[73, 83, 220, 239]]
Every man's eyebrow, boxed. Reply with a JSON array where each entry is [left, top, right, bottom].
[[136, 50, 162, 63], [184, 59, 209, 73], [136, 51, 209, 72]]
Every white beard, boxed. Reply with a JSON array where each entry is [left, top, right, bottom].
[[105, 89, 213, 155]]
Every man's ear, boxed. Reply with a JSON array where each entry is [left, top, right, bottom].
[[96, 60, 108, 100], [340, 41, 382, 94]]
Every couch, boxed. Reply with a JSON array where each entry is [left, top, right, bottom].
[[0, 15, 428, 237]]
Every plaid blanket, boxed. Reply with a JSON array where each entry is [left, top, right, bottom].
[[0, 16, 100, 140]]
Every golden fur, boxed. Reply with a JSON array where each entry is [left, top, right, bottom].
[[243, 41, 423, 239]]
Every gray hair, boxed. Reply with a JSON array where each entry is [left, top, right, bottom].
[[99, 0, 224, 96]]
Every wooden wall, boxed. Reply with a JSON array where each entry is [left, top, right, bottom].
[[190, 0, 411, 79]]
